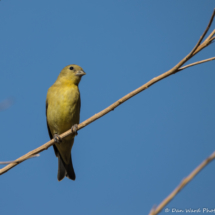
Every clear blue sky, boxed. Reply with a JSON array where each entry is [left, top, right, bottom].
[[0, 1, 215, 215]]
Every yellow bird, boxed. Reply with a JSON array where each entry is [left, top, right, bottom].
[[46, 65, 86, 181]]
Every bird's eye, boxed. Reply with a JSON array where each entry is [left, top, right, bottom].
[[69, 66, 74, 70]]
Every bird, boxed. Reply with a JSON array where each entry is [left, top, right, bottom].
[[46, 65, 86, 181]]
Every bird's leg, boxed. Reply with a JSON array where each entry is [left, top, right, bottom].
[[54, 133, 62, 144], [71, 124, 78, 136]]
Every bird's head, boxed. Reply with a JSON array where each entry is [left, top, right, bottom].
[[57, 64, 86, 85]]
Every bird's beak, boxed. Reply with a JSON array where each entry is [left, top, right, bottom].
[[75, 70, 86, 76]]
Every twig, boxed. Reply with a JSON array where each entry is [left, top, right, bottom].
[[191, 9, 215, 53], [204, 29, 215, 42], [178, 56, 215, 71], [0, 154, 40, 165], [149, 151, 215, 215], [0, 9, 214, 176]]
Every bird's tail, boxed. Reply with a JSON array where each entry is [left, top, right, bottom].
[[57, 155, 76, 181]]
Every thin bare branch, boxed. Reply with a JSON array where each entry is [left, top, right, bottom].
[[149, 151, 215, 215], [178, 56, 215, 71], [192, 30, 215, 56], [205, 29, 215, 42], [0, 10, 214, 176], [0, 154, 40, 165], [192, 8, 215, 49]]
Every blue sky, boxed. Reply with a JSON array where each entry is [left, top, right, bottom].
[[0, 1, 215, 215]]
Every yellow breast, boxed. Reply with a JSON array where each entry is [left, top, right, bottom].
[[47, 84, 80, 136]]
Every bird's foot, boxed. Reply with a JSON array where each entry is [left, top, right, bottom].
[[71, 124, 78, 136], [54, 134, 62, 144]]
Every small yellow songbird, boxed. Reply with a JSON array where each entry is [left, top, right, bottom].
[[46, 65, 86, 181]]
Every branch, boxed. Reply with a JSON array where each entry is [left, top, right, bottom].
[[0, 9, 214, 176], [178, 56, 215, 71], [0, 154, 40, 165], [149, 151, 215, 215]]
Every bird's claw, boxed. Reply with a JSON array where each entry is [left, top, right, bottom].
[[54, 134, 62, 144], [71, 124, 78, 136]]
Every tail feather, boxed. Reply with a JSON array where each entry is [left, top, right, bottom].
[[57, 156, 66, 181], [65, 155, 76, 180], [54, 145, 76, 181]]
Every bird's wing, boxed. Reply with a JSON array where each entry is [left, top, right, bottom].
[[46, 99, 59, 157], [46, 100, 53, 140]]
